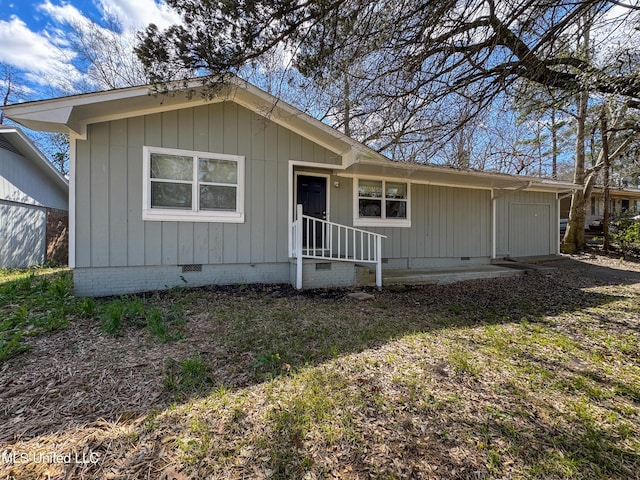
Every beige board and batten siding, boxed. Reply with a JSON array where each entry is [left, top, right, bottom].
[[495, 190, 558, 258], [74, 101, 341, 272], [330, 180, 492, 268]]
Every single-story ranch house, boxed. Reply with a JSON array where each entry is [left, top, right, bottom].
[[4, 77, 576, 296], [560, 187, 640, 229], [0, 126, 68, 269]]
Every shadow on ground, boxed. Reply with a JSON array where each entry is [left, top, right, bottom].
[[1, 255, 639, 478]]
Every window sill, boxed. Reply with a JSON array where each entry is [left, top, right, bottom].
[[143, 209, 245, 223], [353, 218, 411, 228]]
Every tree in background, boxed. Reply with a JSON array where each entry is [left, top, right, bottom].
[[136, 0, 640, 135], [136, 0, 640, 251], [0, 63, 29, 125], [66, 18, 147, 90]]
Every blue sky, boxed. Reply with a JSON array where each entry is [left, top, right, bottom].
[[0, 0, 179, 99]]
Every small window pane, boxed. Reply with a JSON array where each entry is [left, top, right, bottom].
[[359, 199, 382, 217], [151, 154, 193, 181], [151, 182, 192, 209], [386, 182, 407, 199], [386, 200, 407, 218], [199, 158, 237, 184], [358, 180, 382, 198], [200, 185, 237, 211]]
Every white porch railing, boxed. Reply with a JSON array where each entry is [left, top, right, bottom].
[[292, 204, 386, 289]]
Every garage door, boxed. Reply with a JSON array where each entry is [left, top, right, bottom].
[[509, 203, 551, 257]]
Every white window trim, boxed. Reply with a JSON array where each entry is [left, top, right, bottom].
[[352, 177, 411, 228], [142, 145, 245, 223]]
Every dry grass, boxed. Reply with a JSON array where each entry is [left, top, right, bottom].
[[1, 254, 639, 479]]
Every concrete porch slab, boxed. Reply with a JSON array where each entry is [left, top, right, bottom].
[[358, 264, 527, 287], [386, 265, 525, 285], [491, 255, 563, 271]]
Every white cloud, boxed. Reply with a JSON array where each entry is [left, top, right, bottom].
[[38, 0, 93, 29], [2, 1, 180, 96], [0, 16, 82, 92], [97, 0, 181, 30]]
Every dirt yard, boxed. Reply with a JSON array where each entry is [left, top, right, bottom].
[[1, 253, 639, 479]]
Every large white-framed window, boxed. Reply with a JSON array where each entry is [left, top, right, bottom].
[[142, 146, 244, 223], [353, 178, 411, 227]]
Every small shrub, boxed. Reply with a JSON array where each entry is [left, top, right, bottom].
[[101, 302, 125, 334], [146, 307, 169, 342], [0, 331, 31, 362], [611, 213, 640, 255], [253, 350, 283, 378], [49, 272, 72, 300], [100, 296, 146, 335], [78, 297, 96, 316], [164, 356, 212, 394]]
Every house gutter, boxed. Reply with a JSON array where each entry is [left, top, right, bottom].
[[491, 182, 532, 259]]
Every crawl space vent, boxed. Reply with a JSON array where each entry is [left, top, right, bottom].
[[181, 264, 203, 273]]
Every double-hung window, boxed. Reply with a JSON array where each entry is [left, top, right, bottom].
[[354, 178, 410, 227], [143, 146, 244, 222]]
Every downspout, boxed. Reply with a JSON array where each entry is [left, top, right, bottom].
[[491, 189, 497, 259], [69, 133, 77, 269]]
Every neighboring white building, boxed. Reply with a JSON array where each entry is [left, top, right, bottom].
[[0, 126, 69, 268], [560, 188, 640, 229]]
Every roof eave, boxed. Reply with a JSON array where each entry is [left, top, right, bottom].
[[3, 77, 363, 162], [0, 127, 69, 191], [343, 158, 578, 192]]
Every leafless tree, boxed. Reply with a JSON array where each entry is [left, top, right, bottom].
[[67, 19, 147, 90]]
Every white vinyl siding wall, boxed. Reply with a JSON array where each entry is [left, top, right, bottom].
[[0, 139, 68, 210]]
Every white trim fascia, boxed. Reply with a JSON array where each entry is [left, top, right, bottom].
[[338, 170, 578, 194], [337, 171, 493, 191], [5, 76, 372, 164], [230, 78, 379, 161], [288, 160, 347, 170], [350, 158, 578, 192], [74, 98, 222, 138], [69, 133, 77, 268]]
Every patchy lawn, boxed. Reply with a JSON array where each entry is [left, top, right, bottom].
[[1, 255, 639, 479]]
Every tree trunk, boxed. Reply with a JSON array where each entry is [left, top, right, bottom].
[[562, 90, 588, 253], [562, 13, 591, 254], [602, 107, 611, 251], [551, 110, 558, 179]]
